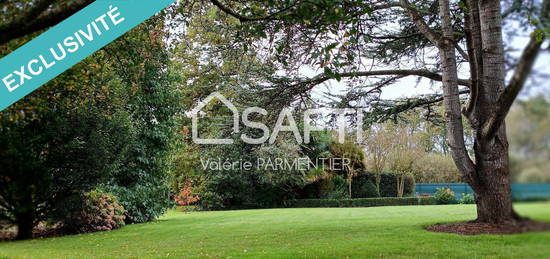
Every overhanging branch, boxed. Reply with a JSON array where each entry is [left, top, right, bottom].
[[399, 0, 441, 46], [0, 0, 56, 32], [209, 0, 294, 22], [0, 0, 93, 45], [265, 69, 470, 109], [360, 89, 470, 123], [300, 69, 470, 88], [502, 0, 525, 18]]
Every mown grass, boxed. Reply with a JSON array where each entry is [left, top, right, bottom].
[[1, 202, 549, 258]]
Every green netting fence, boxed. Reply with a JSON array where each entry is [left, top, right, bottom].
[[416, 183, 550, 200]]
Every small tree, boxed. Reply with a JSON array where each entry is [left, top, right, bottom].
[[330, 139, 366, 198], [363, 127, 391, 194]]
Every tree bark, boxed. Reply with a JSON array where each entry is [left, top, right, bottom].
[[15, 215, 35, 240], [473, 129, 516, 223], [473, 0, 550, 223], [469, 0, 517, 224], [16, 222, 33, 240], [438, 0, 517, 224], [13, 194, 38, 240], [436, 0, 476, 187]]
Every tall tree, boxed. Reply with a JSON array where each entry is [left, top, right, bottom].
[[101, 18, 180, 223], [203, 0, 550, 224], [0, 45, 135, 239], [0, 8, 180, 237]]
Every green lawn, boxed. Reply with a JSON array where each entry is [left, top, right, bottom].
[[1, 203, 550, 258]]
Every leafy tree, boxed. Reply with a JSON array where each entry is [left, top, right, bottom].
[[101, 19, 181, 223], [169, 4, 309, 209], [413, 153, 463, 183], [363, 127, 390, 193], [203, 0, 550, 224], [301, 130, 333, 183], [0, 54, 134, 239], [0, 12, 180, 237], [330, 139, 366, 198], [189, 134, 305, 209]]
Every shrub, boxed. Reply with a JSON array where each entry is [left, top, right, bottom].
[[434, 187, 456, 204], [325, 175, 348, 199], [301, 172, 414, 200], [300, 182, 320, 199], [459, 193, 475, 204], [195, 190, 225, 210], [61, 190, 126, 234], [325, 188, 348, 200], [174, 180, 200, 206], [351, 175, 380, 198], [106, 182, 172, 223], [286, 197, 437, 208], [318, 178, 336, 198]]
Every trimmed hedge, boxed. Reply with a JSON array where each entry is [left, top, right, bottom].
[[286, 197, 437, 208]]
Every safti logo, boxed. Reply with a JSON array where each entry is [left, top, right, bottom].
[[190, 92, 364, 145], [190, 92, 239, 144]]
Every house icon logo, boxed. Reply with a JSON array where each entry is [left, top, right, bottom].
[[190, 92, 239, 144], [190, 92, 364, 145]]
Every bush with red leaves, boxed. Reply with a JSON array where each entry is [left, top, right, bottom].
[[174, 180, 200, 206], [62, 190, 126, 234]]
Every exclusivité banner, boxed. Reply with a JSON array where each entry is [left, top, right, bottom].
[[0, 0, 176, 111]]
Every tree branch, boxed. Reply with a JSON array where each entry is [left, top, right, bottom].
[[0, 0, 93, 46], [209, 0, 295, 22], [266, 69, 470, 109], [302, 69, 470, 88], [454, 42, 469, 61], [502, 0, 524, 18], [482, 0, 550, 138], [398, 0, 441, 46], [361, 89, 471, 122], [371, 1, 402, 11], [462, 0, 485, 129], [0, 0, 56, 30], [438, 0, 477, 186]]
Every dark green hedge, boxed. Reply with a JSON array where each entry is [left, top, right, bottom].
[[351, 174, 380, 198], [299, 172, 416, 199], [286, 197, 437, 208]]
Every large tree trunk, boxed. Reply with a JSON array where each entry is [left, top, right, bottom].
[[15, 212, 35, 240], [16, 220, 34, 240], [470, 0, 517, 223], [439, 0, 517, 223], [472, 126, 516, 223], [14, 194, 38, 240]]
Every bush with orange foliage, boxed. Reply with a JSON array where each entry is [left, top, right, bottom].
[[175, 180, 200, 206]]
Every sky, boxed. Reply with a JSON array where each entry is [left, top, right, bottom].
[[300, 27, 550, 104]]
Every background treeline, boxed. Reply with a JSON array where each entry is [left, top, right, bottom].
[[171, 95, 550, 212], [169, 4, 550, 212], [507, 96, 550, 183]]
